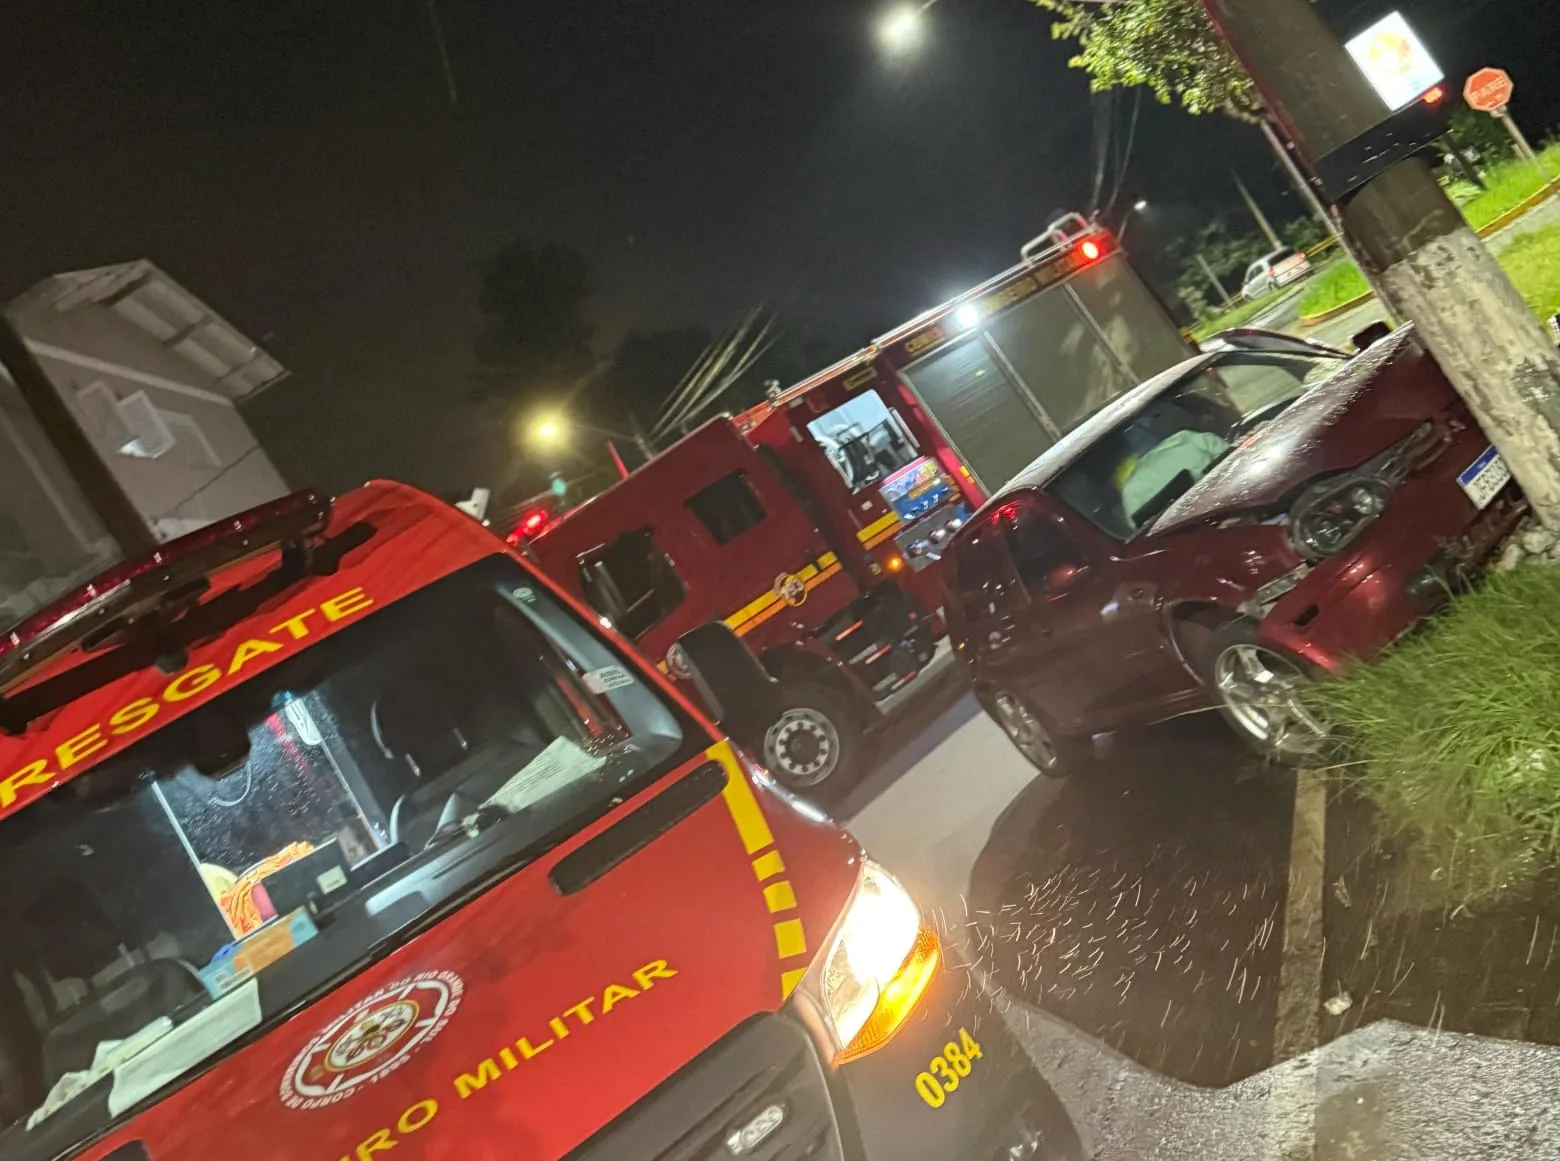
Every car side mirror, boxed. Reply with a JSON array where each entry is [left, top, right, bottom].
[[668, 623, 781, 747], [1044, 562, 1088, 597], [1351, 321, 1391, 351]]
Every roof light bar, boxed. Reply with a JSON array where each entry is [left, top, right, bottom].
[[0, 490, 332, 696]]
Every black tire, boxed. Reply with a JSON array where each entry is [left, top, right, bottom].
[[761, 680, 865, 790], [980, 687, 1086, 779], [1199, 618, 1329, 764]]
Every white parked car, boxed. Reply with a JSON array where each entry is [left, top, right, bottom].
[[1241, 248, 1313, 301]]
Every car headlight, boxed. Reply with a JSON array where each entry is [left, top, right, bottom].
[[803, 860, 941, 1064], [1289, 476, 1391, 560]]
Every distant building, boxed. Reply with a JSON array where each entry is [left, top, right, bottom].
[[1, 261, 290, 622]]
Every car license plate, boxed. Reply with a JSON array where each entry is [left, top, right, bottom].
[[1458, 445, 1512, 509]]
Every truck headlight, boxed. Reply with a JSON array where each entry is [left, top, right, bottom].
[[806, 860, 941, 1064]]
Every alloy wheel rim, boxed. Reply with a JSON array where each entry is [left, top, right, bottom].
[[1213, 643, 1328, 757], [994, 692, 1058, 771], [764, 708, 840, 787]]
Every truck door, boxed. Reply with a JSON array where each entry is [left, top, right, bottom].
[[675, 465, 851, 645], [578, 526, 688, 642], [797, 387, 971, 576]]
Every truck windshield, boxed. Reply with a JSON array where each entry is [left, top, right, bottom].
[[807, 392, 921, 492], [0, 555, 698, 1151]]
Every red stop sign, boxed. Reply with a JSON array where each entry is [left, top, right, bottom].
[[1464, 67, 1514, 114]]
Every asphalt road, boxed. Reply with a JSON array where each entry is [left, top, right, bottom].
[[835, 660, 1560, 1159]]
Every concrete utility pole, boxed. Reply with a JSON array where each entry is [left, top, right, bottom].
[[0, 314, 156, 558], [1258, 119, 1358, 260], [1196, 253, 1232, 304], [1202, 0, 1560, 525], [1233, 170, 1283, 251]]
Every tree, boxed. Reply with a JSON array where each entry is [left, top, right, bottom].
[[471, 240, 594, 400], [1446, 102, 1514, 169], [1282, 215, 1328, 254], [1159, 216, 1268, 320], [1032, 0, 1263, 121]]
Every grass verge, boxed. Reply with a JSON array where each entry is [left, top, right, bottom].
[[1190, 290, 1288, 340], [1296, 147, 1560, 320], [1455, 143, 1560, 232], [1498, 223, 1560, 320], [1298, 221, 1560, 323], [1295, 260, 1369, 319], [1311, 565, 1560, 890]]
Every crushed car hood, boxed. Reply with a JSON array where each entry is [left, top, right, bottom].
[[1150, 330, 1458, 535]]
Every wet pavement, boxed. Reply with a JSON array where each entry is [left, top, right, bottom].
[[966, 718, 1292, 1087], [837, 660, 1560, 1158]]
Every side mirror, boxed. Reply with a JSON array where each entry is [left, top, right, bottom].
[[1044, 562, 1088, 597], [668, 623, 781, 746], [1351, 321, 1391, 352]]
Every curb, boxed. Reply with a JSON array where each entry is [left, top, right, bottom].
[[1475, 175, 1560, 237], [1298, 291, 1374, 327], [1297, 179, 1560, 327]]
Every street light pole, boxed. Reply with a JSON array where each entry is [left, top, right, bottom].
[[1195, 254, 1232, 305], [1258, 119, 1360, 269], [1232, 170, 1282, 251], [1201, 0, 1560, 525]]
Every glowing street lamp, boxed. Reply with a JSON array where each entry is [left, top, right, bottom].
[[877, 5, 927, 54], [525, 410, 651, 478]]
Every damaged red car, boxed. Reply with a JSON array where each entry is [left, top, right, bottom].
[[945, 328, 1527, 773]]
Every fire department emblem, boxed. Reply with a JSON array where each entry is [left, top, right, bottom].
[[774, 572, 808, 608], [280, 971, 463, 1110]]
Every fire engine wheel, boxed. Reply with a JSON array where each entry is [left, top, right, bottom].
[[762, 682, 861, 789]]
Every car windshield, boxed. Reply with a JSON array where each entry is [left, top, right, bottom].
[[0, 555, 697, 1153], [1051, 351, 1343, 538]]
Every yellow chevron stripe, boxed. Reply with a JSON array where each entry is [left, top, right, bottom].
[[856, 511, 902, 544], [723, 554, 842, 634]]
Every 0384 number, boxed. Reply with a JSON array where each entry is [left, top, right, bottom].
[[913, 1028, 983, 1109]]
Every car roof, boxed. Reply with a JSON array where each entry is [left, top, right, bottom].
[[973, 350, 1220, 509]]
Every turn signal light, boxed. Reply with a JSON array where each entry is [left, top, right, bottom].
[[837, 926, 941, 1063]]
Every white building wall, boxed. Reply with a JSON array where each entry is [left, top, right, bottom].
[[0, 263, 291, 623], [9, 285, 288, 544]]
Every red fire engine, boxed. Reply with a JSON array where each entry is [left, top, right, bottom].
[[526, 215, 1190, 790]]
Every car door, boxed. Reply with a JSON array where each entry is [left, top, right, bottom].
[[958, 497, 1104, 737], [1242, 262, 1268, 300], [1002, 496, 1197, 733]]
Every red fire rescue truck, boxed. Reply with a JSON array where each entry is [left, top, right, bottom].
[[0, 484, 1082, 1161], [525, 216, 1189, 790]]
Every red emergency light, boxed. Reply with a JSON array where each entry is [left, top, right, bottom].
[[512, 508, 551, 541], [1079, 239, 1102, 262]]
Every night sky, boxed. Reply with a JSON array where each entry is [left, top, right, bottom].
[[3, 0, 1554, 501]]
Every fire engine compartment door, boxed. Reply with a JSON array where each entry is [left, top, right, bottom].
[[899, 334, 1058, 495], [1066, 253, 1192, 391], [901, 257, 1185, 493]]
